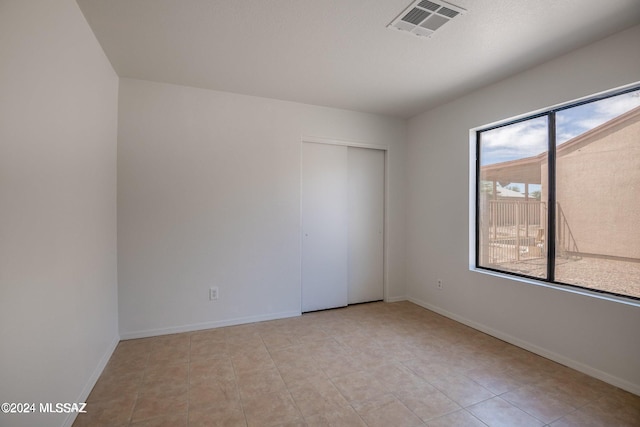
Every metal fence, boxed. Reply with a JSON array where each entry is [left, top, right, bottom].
[[482, 199, 581, 265], [556, 203, 580, 257], [486, 200, 546, 263]]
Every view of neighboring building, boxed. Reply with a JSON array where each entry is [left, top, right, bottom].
[[479, 103, 640, 298]]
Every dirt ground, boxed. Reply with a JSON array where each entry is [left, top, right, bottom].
[[498, 257, 640, 299]]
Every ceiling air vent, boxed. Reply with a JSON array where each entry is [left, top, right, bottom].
[[388, 0, 466, 38]]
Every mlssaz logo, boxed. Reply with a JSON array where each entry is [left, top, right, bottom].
[[39, 402, 87, 413]]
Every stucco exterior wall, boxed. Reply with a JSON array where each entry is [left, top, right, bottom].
[[556, 111, 640, 259]]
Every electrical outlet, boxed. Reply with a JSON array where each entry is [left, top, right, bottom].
[[437, 279, 443, 290], [209, 287, 219, 301]]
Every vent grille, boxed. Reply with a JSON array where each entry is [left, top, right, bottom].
[[401, 8, 430, 25], [421, 14, 448, 31], [417, 0, 440, 12], [388, 0, 466, 38], [438, 7, 459, 18]]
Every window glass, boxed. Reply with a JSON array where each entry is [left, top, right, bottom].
[[478, 116, 549, 279], [475, 86, 640, 301], [554, 92, 640, 298]]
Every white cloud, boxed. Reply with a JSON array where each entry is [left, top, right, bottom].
[[480, 117, 547, 165], [577, 93, 640, 128], [595, 92, 640, 116], [558, 91, 640, 143], [481, 90, 640, 165]]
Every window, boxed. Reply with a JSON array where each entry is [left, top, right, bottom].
[[475, 84, 640, 301]]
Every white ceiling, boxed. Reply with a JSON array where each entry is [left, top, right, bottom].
[[76, 0, 640, 118]]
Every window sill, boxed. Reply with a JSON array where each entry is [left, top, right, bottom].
[[470, 266, 640, 308]]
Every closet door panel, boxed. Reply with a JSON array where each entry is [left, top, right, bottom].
[[348, 147, 384, 304], [301, 142, 348, 312]]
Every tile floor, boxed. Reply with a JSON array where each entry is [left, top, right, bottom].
[[73, 301, 640, 426]]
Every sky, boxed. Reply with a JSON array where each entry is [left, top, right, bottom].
[[479, 89, 640, 194]]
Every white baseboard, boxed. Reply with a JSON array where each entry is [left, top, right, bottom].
[[63, 333, 120, 427], [407, 296, 640, 397], [120, 310, 302, 340], [385, 295, 408, 303]]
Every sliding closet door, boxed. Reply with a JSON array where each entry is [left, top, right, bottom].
[[348, 147, 384, 304], [301, 142, 348, 312]]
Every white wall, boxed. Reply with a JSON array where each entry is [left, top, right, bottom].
[[0, 1, 119, 427], [406, 24, 640, 394], [117, 78, 406, 338]]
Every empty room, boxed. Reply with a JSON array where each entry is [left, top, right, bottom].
[[1, 1, 640, 426]]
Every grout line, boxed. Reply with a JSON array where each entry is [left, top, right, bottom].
[[463, 408, 491, 426]]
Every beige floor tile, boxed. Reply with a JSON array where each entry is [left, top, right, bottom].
[[236, 367, 287, 399], [72, 417, 128, 427], [189, 379, 241, 412], [152, 333, 190, 346], [147, 338, 190, 366], [549, 409, 619, 427], [260, 331, 299, 350], [146, 355, 189, 369], [426, 409, 487, 427], [306, 339, 352, 360], [503, 359, 550, 385], [464, 366, 524, 395], [579, 390, 640, 426], [304, 405, 367, 427], [189, 406, 247, 427], [142, 362, 189, 387], [338, 334, 382, 352], [402, 359, 462, 382], [277, 358, 328, 387], [534, 376, 606, 408], [275, 421, 309, 427], [232, 348, 276, 374], [226, 337, 267, 357], [370, 362, 432, 393], [87, 371, 142, 402], [190, 338, 228, 360], [293, 327, 330, 344], [129, 413, 188, 427], [225, 329, 264, 349], [288, 375, 349, 417], [352, 393, 425, 427], [242, 391, 303, 427], [395, 389, 461, 422], [113, 337, 154, 354], [553, 369, 616, 394], [467, 397, 544, 427], [190, 356, 236, 384], [271, 345, 317, 366], [190, 328, 226, 343], [322, 322, 356, 337], [501, 384, 576, 424], [427, 373, 495, 407], [376, 342, 418, 362], [72, 397, 135, 426], [148, 343, 189, 359], [331, 371, 388, 404], [314, 354, 363, 378], [130, 391, 188, 423], [103, 350, 149, 376], [348, 348, 396, 369], [81, 302, 638, 427], [254, 318, 293, 334], [137, 380, 189, 399], [224, 323, 260, 338]]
